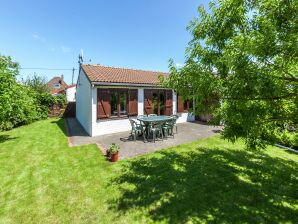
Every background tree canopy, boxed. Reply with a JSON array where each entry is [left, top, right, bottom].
[[163, 0, 298, 148], [0, 55, 66, 131]]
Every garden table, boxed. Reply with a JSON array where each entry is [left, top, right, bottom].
[[137, 115, 172, 124], [137, 115, 173, 140]]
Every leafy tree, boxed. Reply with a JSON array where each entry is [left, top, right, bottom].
[[22, 74, 50, 94], [0, 56, 39, 130], [163, 0, 298, 148], [0, 56, 66, 130]]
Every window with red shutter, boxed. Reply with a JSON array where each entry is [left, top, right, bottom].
[[144, 89, 153, 115], [97, 89, 110, 119], [165, 90, 173, 115], [97, 88, 139, 119], [177, 94, 185, 113], [128, 89, 138, 116], [177, 94, 190, 113], [144, 89, 173, 115]]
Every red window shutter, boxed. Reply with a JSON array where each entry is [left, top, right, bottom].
[[144, 89, 153, 115], [128, 89, 138, 116], [165, 90, 173, 115], [97, 89, 110, 119], [177, 95, 185, 113]]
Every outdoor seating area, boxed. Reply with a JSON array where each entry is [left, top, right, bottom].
[[66, 117, 222, 160], [129, 114, 179, 143]]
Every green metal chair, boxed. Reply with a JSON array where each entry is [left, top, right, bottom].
[[149, 122, 163, 143], [129, 118, 146, 142], [162, 121, 170, 139], [172, 114, 179, 134], [164, 115, 178, 138]]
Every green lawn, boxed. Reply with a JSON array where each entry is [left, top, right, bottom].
[[0, 119, 297, 223]]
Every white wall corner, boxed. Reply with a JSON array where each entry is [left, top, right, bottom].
[[172, 90, 177, 114], [76, 69, 92, 136], [91, 87, 97, 137], [138, 88, 144, 116]]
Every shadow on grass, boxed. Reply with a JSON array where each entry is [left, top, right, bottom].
[[110, 147, 298, 223], [0, 134, 18, 143], [52, 118, 89, 138], [51, 119, 68, 136]]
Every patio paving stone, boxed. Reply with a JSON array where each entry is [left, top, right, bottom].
[[65, 118, 222, 160]]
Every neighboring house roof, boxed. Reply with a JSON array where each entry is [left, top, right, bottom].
[[81, 64, 169, 85], [66, 84, 76, 89], [47, 76, 68, 94]]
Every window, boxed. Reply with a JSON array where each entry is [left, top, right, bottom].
[[152, 92, 159, 114], [178, 94, 193, 113], [97, 88, 138, 120], [144, 89, 171, 116], [119, 92, 127, 115], [159, 91, 165, 115], [110, 90, 128, 117], [183, 100, 189, 112], [54, 83, 61, 89], [111, 91, 118, 117]]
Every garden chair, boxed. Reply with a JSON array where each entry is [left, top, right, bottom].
[[129, 118, 146, 142], [149, 122, 163, 143], [172, 114, 179, 134], [163, 118, 175, 138], [162, 121, 171, 139], [165, 115, 178, 137]]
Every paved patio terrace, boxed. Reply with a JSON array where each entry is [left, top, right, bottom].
[[65, 118, 222, 160]]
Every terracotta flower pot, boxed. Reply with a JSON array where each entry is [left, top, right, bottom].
[[110, 152, 119, 162]]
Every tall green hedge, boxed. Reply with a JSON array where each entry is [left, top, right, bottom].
[[0, 55, 66, 131]]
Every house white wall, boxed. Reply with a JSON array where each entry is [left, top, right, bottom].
[[172, 90, 195, 123], [173, 90, 177, 114], [176, 112, 195, 123], [76, 70, 92, 135], [66, 86, 76, 102], [138, 88, 144, 116]]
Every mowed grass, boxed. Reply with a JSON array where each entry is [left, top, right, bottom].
[[0, 119, 297, 223]]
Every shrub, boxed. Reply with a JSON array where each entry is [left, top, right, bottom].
[[0, 55, 67, 131], [271, 127, 298, 149]]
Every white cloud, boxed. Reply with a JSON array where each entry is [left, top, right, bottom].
[[31, 33, 46, 42], [61, 45, 71, 53], [32, 33, 39, 39], [175, 63, 184, 68]]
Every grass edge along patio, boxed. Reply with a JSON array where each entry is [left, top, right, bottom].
[[76, 64, 195, 137]]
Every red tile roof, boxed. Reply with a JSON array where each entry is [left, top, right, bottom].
[[81, 64, 169, 85]]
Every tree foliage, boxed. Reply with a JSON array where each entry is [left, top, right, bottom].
[[0, 56, 39, 130], [163, 0, 298, 148], [22, 74, 50, 94], [0, 55, 66, 131]]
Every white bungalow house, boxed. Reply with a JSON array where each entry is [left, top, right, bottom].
[[76, 64, 195, 136]]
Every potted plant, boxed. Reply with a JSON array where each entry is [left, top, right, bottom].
[[108, 143, 120, 162]]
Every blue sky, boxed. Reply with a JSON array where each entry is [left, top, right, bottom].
[[0, 0, 208, 84]]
